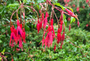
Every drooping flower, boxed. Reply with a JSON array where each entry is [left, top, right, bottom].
[[9, 32, 17, 48], [54, 44, 56, 51], [57, 28, 61, 44], [37, 19, 40, 33], [86, 0, 89, 3], [77, 21, 80, 27], [86, 24, 88, 27], [65, 8, 76, 17], [76, 7, 79, 12]]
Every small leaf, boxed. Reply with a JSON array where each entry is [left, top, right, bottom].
[[0, 57, 2, 60], [25, 24, 30, 31], [23, 0, 27, 3], [64, 19, 67, 26], [70, 17, 75, 24], [0, 40, 2, 43], [1, 48, 5, 55], [54, 3, 65, 10], [7, 3, 19, 7]]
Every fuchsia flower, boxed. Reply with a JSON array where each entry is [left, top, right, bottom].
[[86, 24, 88, 27], [86, 0, 89, 3], [54, 44, 56, 51], [37, 20, 40, 33], [57, 28, 61, 44], [77, 21, 80, 27], [43, 12, 48, 29], [42, 19, 54, 48], [76, 7, 79, 12], [65, 8, 76, 17], [9, 32, 17, 48], [72, 4, 75, 7], [10, 20, 26, 50]]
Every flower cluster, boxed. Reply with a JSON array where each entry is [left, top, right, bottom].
[[9, 20, 26, 50]]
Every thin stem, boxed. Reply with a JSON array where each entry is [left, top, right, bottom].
[[10, 7, 21, 27], [24, 5, 39, 19]]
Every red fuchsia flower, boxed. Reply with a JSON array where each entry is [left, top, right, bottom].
[[76, 7, 79, 12], [16, 48, 20, 51], [65, 4, 68, 7], [37, 19, 40, 33], [43, 12, 49, 29], [54, 44, 56, 51], [50, 18, 55, 37], [9, 32, 17, 48], [65, 8, 76, 17], [86, 24, 88, 27], [42, 13, 44, 21], [72, 4, 75, 7], [45, 31, 53, 48], [67, 17, 71, 21], [77, 21, 80, 27], [11, 59, 14, 61], [22, 28, 26, 43], [67, 0, 70, 3], [57, 28, 61, 44], [86, 0, 89, 3], [61, 32, 65, 41]]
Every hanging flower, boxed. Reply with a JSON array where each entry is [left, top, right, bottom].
[[54, 44, 56, 51]]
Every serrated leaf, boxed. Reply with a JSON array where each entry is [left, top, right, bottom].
[[70, 17, 75, 24], [54, 3, 65, 10], [7, 3, 19, 7]]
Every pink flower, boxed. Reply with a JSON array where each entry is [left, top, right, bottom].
[[65, 8, 75, 17], [9, 32, 17, 48], [43, 17, 48, 29], [86, 24, 88, 27], [77, 21, 80, 27], [61, 32, 65, 41], [76, 7, 79, 12], [65, 4, 68, 7], [37, 20, 40, 33], [57, 28, 61, 44], [72, 4, 75, 7], [54, 44, 56, 51], [22, 28, 26, 43], [86, 0, 89, 3]]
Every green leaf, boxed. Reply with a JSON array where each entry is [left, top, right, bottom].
[[23, 0, 27, 3], [70, 17, 75, 24], [25, 24, 30, 31], [1, 48, 5, 55], [7, 3, 19, 7], [0, 57, 2, 60], [0, 40, 2, 43], [67, 7, 73, 12], [54, 3, 65, 10], [64, 19, 67, 26]]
